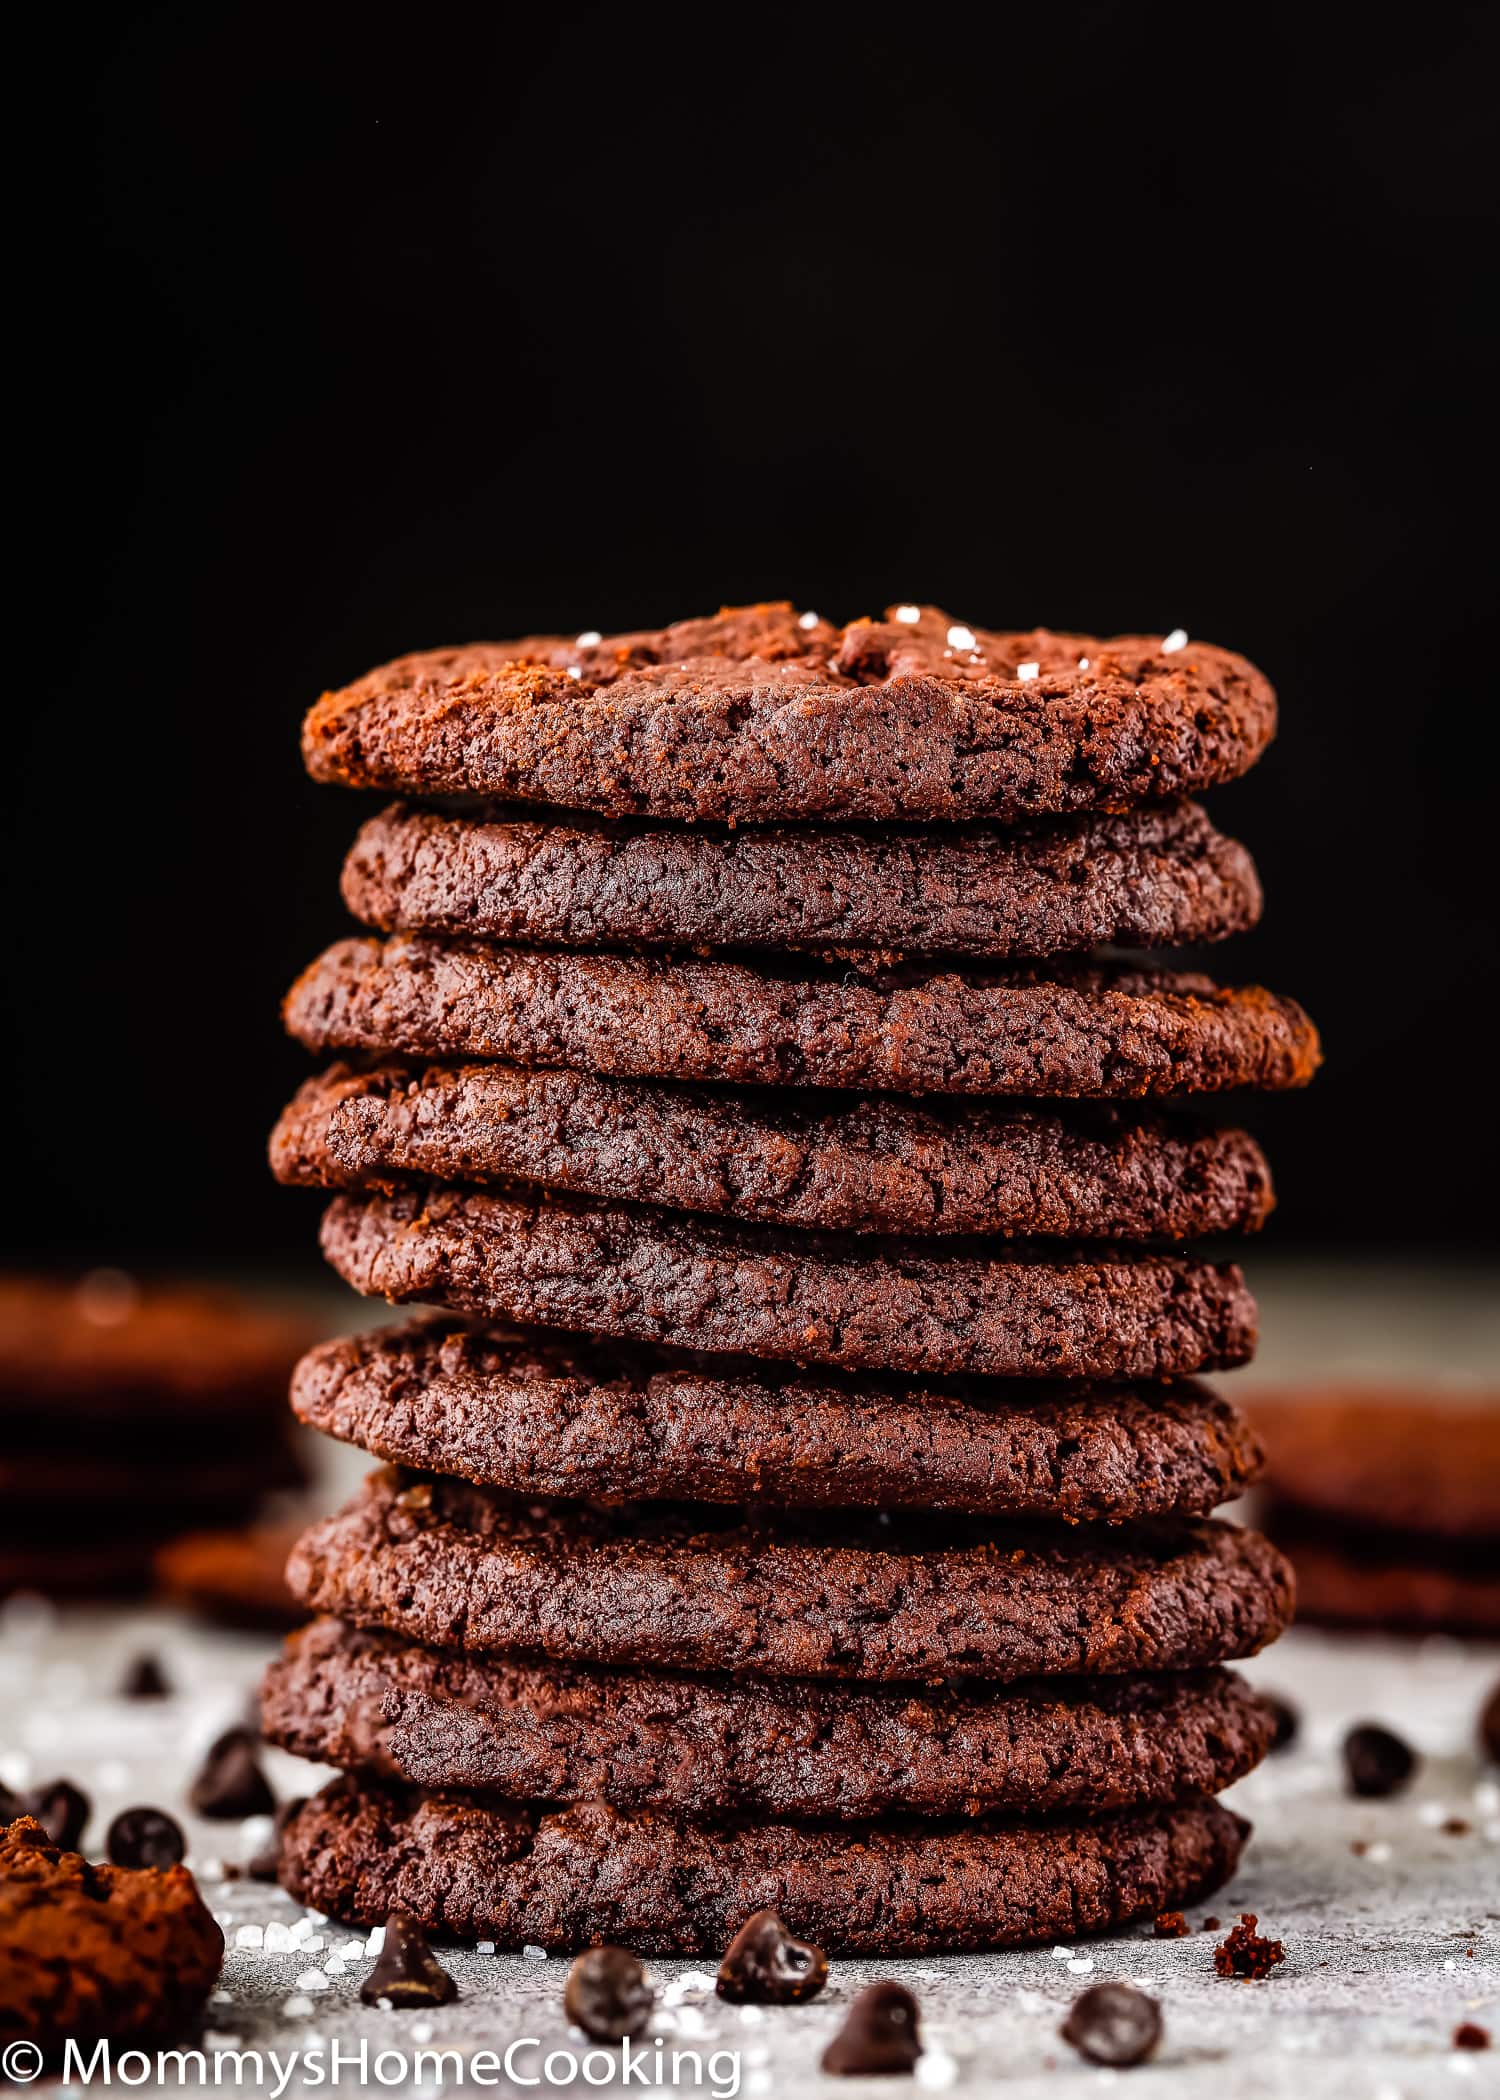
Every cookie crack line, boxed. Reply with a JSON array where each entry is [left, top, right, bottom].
[[302, 605, 1276, 824]]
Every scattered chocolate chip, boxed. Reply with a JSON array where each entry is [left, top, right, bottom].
[[250, 1796, 304, 1880], [1480, 1679, 1500, 1764], [1454, 2023, 1490, 2051], [28, 1779, 90, 1850], [119, 1653, 171, 1699], [188, 1727, 276, 1819], [107, 1806, 186, 1869], [1060, 1981, 1163, 2068], [1264, 1692, 1299, 1753], [223, 1796, 305, 1881], [1343, 1722, 1416, 1799], [1153, 1910, 1190, 1938], [1442, 1817, 1471, 1837], [716, 1907, 829, 2004], [563, 1945, 653, 2041], [360, 1913, 458, 2008], [1202, 1916, 1222, 1932], [822, 1982, 923, 2076], [1214, 1913, 1286, 1980]]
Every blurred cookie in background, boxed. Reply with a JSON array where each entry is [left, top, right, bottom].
[[0, 1273, 315, 1600], [1247, 1388, 1500, 1637], [156, 1520, 307, 1633]]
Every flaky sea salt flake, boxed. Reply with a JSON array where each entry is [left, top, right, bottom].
[[1161, 628, 1188, 653]]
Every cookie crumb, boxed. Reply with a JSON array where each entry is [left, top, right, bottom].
[[1154, 1911, 1190, 1939], [1214, 1914, 1285, 1980], [1454, 2024, 1490, 2050]]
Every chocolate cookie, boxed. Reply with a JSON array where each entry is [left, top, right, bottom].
[[341, 797, 1262, 959], [155, 1523, 306, 1632], [1259, 1517, 1500, 1639], [0, 1446, 302, 1517], [287, 1469, 1294, 1684], [303, 604, 1276, 824], [0, 1536, 171, 1600], [273, 1062, 1275, 1241], [0, 1275, 315, 1423], [0, 1818, 223, 2053], [278, 1778, 1248, 1953], [263, 1617, 1279, 1818], [286, 938, 1319, 1099], [1251, 1390, 1500, 1544], [290, 1319, 1265, 1518], [319, 1185, 1256, 1380]]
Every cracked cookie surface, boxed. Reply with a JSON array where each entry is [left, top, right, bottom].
[[263, 1615, 1279, 1818], [340, 796, 1262, 959], [286, 1468, 1294, 1685], [303, 603, 1275, 824], [279, 1777, 1249, 1952], [285, 939, 1320, 1098], [288, 1317, 1265, 1517], [317, 1184, 1257, 1380], [273, 1062, 1274, 1240]]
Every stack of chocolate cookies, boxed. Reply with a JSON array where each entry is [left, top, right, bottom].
[[264, 604, 1318, 1953]]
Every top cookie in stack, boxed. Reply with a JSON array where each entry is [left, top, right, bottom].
[[266, 604, 1316, 1954]]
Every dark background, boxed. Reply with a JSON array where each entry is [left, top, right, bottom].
[[10, 1, 1498, 1266]]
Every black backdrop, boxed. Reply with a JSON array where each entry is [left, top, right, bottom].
[[10, 1, 1498, 1264]]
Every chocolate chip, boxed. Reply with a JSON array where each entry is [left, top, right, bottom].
[[822, 1982, 923, 2075], [28, 1779, 90, 1850], [360, 1913, 458, 2008], [563, 1945, 654, 2042], [1480, 1678, 1500, 1764], [107, 1806, 186, 1869], [1442, 1817, 1471, 1837], [249, 1796, 304, 1881], [1060, 1981, 1163, 2068], [119, 1653, 171, 1699], [188, 1727, 276, 1819], [1454, 2023, 1491, 2051], [1264, 1691, 1299, 1753], [1153, 1910, 1189, 1938], [1343, 1722, 1416, 1798], [717, 1908, 829, 2004], [1213, 1913, 1286, 1980]]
